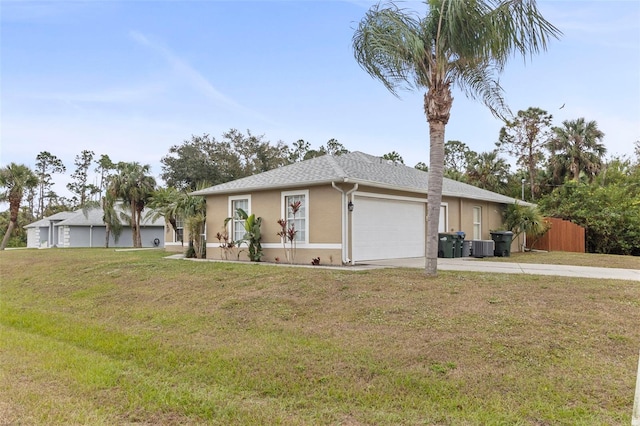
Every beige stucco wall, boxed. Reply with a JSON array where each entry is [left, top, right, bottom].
[[163, 222, 191, 253], [204, 182, 520, 262], [205, 185, 344, 265]]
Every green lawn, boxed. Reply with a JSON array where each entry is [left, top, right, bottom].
[[484, 250, 640, 269], [1, 249, 639, 425]]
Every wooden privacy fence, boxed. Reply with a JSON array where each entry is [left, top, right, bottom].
[[527, 217, 585, 253]]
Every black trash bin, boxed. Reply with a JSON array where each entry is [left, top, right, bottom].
[[453, 232, 465, 257], [490, 231, 514, 257], [438, 233, 455, 258]]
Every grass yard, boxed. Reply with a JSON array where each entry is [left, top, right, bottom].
[[1, 249, 639, 425], [484, 251, 640, 269]]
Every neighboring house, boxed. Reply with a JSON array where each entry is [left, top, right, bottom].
[[24, 207, 165, 248], [24, 211, 76, 248], [192, 151, 525, 265]]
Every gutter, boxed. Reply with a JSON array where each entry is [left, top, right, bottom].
[[331, 181, 358, 265]]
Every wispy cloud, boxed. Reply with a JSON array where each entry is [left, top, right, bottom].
[[129, 30, 276, 125]]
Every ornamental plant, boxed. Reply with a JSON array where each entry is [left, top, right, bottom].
[[276, 201, 301, 264]]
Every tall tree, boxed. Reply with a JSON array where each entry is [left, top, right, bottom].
[[496, 107, 553, 200], [34, 151, 65, 218], [288, 139, 312, 163], [353, 0, 560, 275], [67, 150, 98, 207], [549, 118, 606, 182], [414, 162, 429, 172], [0, 163, 38, 250], [95, 154, 116, 200], [108, 162, 156, 248], [161, 130, 291, 191], [466, 150, 511, 193], [324, 139, 350, 156], [161, 134, 228, 191], [382, 151, 404, 164], [444, 140, 476, 181], [225, 129, 290, 175]]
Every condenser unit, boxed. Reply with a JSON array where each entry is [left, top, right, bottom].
[[472, 240, 494, 258]]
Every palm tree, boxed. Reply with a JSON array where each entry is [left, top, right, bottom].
[[108, 162, 156, 248], [466, 151, 510, 193], [0, 163, 38, 250], [353, 0, 560, 275], [147, 187, 181, 237], [102, 181, 123, 248], [147, 185, 208, 258], [549, 118, 606, 182], [178, 189, 207, 259]]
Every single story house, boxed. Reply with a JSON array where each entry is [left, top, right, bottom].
[[192, 151, 524, 265], [24, 211, 77, 248], [24, 207, 165, 249]]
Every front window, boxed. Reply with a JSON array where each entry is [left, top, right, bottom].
[[473, 206, 482, 240], [175, 217, 184, 243], [229, 196, 250, 242], [282, 190, 308, 243]]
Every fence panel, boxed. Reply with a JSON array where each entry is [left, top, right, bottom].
[[528, 217, 585, 253]]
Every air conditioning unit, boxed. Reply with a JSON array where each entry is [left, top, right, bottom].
[[472, 240, 494, 258]]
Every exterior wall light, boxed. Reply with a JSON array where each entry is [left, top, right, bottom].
[[348, 201, 354, 212]]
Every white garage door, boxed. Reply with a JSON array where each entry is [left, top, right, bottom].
[[352, 196, 425, 261]]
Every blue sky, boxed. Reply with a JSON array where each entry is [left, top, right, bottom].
[[1, 0, 639, 198]]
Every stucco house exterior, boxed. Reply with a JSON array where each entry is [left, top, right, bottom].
[[192, 151, 524, 265], [164, 216, 189, 253], [24, 211, 77, 248], [24, 207, 165, 248]]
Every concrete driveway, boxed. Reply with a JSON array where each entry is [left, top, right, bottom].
[[363, 257, 640, 282]]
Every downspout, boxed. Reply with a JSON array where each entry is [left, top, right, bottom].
[[90, 225, 93, 248], [331, 182, 358, 265]]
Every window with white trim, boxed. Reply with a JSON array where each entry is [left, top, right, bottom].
[[282, 190, 308, 243], [175, 217, 184, 242], [229, 196, 250, 242], [473, 206, 482, 240]]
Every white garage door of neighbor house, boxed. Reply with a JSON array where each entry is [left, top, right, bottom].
[[352, 196, 426, 261]]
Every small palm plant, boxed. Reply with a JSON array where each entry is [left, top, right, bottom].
[[232, 208, 263, 262], [503, 203, 549, 251]]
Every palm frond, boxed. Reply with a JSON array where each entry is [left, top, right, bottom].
[[486, 0, 562, 67], [353, 2, 429, 96], [451, 61, 510, 119]]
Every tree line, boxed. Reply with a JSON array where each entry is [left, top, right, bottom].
[[2, 122, 639, 254]]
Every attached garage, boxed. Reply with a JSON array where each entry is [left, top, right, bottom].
[[351, 194, 426, 261]]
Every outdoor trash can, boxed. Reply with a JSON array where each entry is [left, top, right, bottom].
[[454, 232, 465, 258], [438, 233, 455, 258], [490, 231, 514, 257]]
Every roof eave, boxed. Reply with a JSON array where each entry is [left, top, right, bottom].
[[191, 178, 348, 197]]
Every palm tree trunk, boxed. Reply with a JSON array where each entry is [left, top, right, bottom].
[[424, 86, 452, 277], [130, 200, 138, 247], [135, 212, 142, 248], [0, 221, 16, 250], [425, 121, 446, 276]]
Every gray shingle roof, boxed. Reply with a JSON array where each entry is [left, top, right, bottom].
[[57, 207, 164, 227], [25, 207, 164, 228], [24, 212, 76, 228], [191, 151, 525, 205]]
